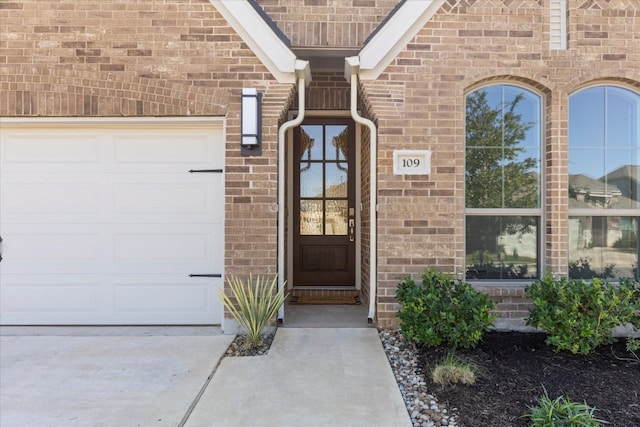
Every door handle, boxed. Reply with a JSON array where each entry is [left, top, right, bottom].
[[0, 235, 3, 262], [348, 219, 355, 242]]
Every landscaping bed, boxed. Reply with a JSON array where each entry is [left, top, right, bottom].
[[406, 330, 640, 426]]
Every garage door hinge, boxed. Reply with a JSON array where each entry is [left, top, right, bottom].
[[188, 169, 223, 173], [188, 274, 222, 278]]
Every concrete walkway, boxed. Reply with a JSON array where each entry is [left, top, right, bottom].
[[0, 327, 411, 427], [186, 328, 412, 427]]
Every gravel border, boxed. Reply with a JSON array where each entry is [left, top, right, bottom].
[[379, 329, 459, 427]]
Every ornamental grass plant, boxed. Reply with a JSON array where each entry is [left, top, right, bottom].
[[431, 352, 478, 386], [525, 389, 608, 427], [219, 274, 287, 350]]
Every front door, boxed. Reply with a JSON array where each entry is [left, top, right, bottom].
[[293, 119, 356, 286]]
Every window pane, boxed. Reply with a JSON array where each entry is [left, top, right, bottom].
[[569, 216, 638, 279], [326, 125, 348, 161], [569, 87, 605, 148], [325, 200, 347, 235], [465, 85, 541, 209], [325, 163, 347, 198], [299, 125, 323, 161], [465, 216, 538, 279], [300, 200, 323, 235], [503, 147, 540, 208], [300, 163, 323, 198], [607, 86, 639, 148], [604, 150, 640, 209], [466, 147, 503, 208], [569, 148, 605, 190]]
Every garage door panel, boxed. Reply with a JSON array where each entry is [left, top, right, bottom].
[[114, 133, 216, 165], [113, 226, 220, 268], [113, 180, 217, 218], [2, 224, 104, 274], [113, 283, 209, 312], [111, 275, 222, 324], [2, 225, 222, 275], [1, 132, 103, 165], [3, 175, 222, 224], [6, 232, 101, 266], [3, 181, 102, 215], [1, 281, 100, 313]]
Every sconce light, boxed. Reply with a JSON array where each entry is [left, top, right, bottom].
[[241, 87, 262, 156]]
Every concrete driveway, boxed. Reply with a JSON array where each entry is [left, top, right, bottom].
[[0, 327, 232, 427]]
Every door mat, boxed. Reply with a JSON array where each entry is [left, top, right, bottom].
[[289, 295, 361, 305]]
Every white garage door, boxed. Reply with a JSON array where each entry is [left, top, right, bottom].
[[0, 119, 224, 325]]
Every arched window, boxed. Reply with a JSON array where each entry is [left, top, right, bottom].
[[465, 84, 542, 280], [568, 85, 640, 279]]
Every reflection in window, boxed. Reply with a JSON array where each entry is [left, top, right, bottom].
[[466, 216, 538, 279], [568, 86, 640, 279], [465, 84, 542, 280], [568, 217, 637, 279]]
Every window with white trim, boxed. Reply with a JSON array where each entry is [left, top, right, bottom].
[[568, 85, 640, 280], [465, 85, 542, 280]]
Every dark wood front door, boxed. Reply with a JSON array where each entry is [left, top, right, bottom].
[[293, 119, 356, 286]]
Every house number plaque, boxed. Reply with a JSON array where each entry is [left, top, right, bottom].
[[393, 150, 431, 175]]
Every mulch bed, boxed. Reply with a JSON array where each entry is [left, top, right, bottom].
[[417, 331, 640, 427]]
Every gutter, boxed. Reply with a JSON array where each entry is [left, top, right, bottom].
[[345, 56, 378, 324], [277, 59, 311, 323]]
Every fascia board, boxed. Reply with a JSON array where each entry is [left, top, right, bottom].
[[358, 0, 445, 80], [210, 0, 297, 84]]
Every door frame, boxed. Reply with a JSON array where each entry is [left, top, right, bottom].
[[286, 110, 361, 290]]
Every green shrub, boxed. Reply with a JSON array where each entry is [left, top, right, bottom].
[[219, 274, 287, 350], [525, 389, 608, 426], [396, 269, 495, 348], [525, 274, 639, 354]]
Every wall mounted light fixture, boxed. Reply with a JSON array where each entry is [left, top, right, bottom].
[[241, 87, 262, 156]]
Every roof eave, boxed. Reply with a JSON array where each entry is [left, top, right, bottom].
[[356, 0, 445, 81], [210, 0, 310, 85]]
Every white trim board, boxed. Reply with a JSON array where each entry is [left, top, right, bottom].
[[210, 0, 302, 84], [358, 0, 446, 80]]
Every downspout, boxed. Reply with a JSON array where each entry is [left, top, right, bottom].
[[277, 59, 310, 323], [345, 56, 378, 324]]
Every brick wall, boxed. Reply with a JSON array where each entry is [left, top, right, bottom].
[[363, 0, 640, 328], [293, 71, 351, 110], [260, 0, 399, 48]]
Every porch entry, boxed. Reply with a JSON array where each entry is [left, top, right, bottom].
[[293, 118, 356, 287]]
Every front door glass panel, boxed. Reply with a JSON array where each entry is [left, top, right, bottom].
[[299, 124, 349, 236]]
